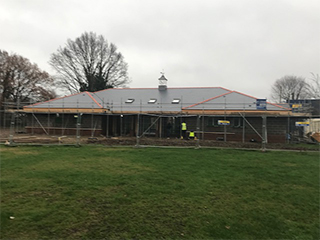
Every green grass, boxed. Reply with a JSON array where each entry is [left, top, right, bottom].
[[0, 146, 319, 239]]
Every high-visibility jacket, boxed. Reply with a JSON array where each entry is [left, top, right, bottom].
[[189, 131, 195, 138], [181, 122, 187, 130]]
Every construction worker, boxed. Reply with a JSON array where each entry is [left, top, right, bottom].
[[189, 130, 195, 140], [181, 121, 187, 139]]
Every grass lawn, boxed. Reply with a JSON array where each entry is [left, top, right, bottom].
[[0, 146, 319, 239]]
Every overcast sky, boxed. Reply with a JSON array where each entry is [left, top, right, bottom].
[[1, 0, 319, 100]]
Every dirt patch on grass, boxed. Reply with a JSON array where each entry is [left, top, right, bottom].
[[94, 157, 155, 175], [88, 137, 318, 151], [283, 163, 297, 167], [284, 184, 308, 190], [0, 147, 39, 156], [1, 132, 318, 151]]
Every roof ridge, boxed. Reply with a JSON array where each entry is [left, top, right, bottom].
[[232, 91, 291, 110], [85, 92, 103, 108], [183, 91, 233, 109], [95, 86, 231, 92]]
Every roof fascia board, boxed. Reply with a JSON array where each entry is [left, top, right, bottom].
[[182, 109, 307, 116]]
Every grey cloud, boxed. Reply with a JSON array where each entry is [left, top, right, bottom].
[[0, 0, 319, 100]]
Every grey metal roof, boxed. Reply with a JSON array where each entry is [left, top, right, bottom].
[[93, 87, 230, 112], [25, 87, 289, 112], [25, 92, 103, 109], [183, 91, 289, 111]]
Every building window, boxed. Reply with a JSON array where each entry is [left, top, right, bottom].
[[208, 117, 219, 127], [233, 117, 243, 128], [55, 117, 62, 123], [148, 99, 157, 104], [172, 99, 180, 104], [125, 99, 134, 103], [55, 116, 62, 127]]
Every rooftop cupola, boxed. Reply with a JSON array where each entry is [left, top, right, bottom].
[[158, 73, 168, 91]]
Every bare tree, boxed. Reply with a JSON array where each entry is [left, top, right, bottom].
[[0, 50, 56, 108], [307, 73, 320, 98], [49, 32, 129, 94], [0, 51, 12, 106], [271, 75, 311, 102]]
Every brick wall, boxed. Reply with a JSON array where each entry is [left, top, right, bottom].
[[181, 116, 291, 143], [24, 113, 305, 143]]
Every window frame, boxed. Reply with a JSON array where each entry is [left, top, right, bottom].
[[171, 99, 180, 104], [148, 99, 157, 104], [125, 98, 135, 104]]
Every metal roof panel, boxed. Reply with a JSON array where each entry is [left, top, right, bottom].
[[25, 92, 103, 109]]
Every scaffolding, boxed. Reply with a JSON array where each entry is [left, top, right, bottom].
[[0, 99, 314, 148]]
